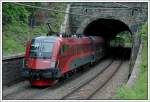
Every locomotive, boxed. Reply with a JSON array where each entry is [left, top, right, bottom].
[[22, 34, 106, 86]]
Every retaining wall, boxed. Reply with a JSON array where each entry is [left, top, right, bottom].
[[2, 54, 24, 86]]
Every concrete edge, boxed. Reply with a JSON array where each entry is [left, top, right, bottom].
[[126, 42, 143, 87], [60, 4, 71, 34], [2, 53, 24, 61]]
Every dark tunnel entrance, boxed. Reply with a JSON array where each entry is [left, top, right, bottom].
[[83, 18, 132, 60]]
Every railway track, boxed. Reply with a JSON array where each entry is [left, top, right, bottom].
[[61, 49, 129, 100], [62, 60, 122, 99], [3, 58, 113, 100], [3, 55, 128, 100]]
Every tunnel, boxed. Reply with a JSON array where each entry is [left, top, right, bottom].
[[83, 18, 131, 40], [83, 18, 132, 60]]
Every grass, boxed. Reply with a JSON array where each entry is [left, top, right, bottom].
[[3, 35, 25, 56], [114, 22, 148, 99]]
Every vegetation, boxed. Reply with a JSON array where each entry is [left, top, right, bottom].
[[2, 3, 66, 56], [109, 31, 132, 47], [114, 22, 148, 99]]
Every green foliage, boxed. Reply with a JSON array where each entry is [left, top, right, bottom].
[[3, 36, 25, 55], [46, 3, 66, 32], [3, 22, 49, 55], [114, 22, 148, 99], [2, 3, 29, 24], [114, 45, 147, 99], [110, 31, 132, 47], [118, 31, 132, 42], [140, 22, 148, 41], [31, 24, 48, 37], [4, 22, 29, 43], [114, 68, 147, 99], [139, 22, 148, 74]]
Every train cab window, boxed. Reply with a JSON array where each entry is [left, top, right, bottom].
[[30, 39, 54, 59]]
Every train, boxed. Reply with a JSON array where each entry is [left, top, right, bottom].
[[22, 34, 106, 86]]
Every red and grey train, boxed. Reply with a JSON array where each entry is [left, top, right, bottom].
[[22, 35, 106, 86]]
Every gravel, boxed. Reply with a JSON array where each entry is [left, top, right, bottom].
[[90, 61, 129, 99], [64, 61, 121, 99]]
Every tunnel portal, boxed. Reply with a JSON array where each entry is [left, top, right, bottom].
[[83, 18, 132, 40], [82, 18, 132, 60]]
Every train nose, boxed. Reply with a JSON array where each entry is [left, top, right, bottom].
[[22, 59, 60, 79], [27, 59, 53, 70]]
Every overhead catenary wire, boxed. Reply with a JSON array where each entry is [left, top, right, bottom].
[[13, 2, 91, 17]]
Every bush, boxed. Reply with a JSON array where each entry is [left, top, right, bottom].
[[2, 3, 29, 25]]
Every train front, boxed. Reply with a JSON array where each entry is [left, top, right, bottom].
[[22, 36, 61, 86]]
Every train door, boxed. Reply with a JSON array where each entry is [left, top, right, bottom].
[[59, 44, 70, 73], [88, 36, 96, 62]]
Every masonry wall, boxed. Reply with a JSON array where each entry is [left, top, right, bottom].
[[68, 2, 147, 34], [2, 55, 24, 86]]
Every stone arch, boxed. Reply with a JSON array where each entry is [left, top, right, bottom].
[[76, 15, 134, 62], [76, 15, 132, 40]]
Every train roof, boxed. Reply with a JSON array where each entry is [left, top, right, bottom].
[[32, 35, 104, 45], [32, 36, 59, 42]]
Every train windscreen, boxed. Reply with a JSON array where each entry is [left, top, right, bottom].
[[29, 40, 54, 59]]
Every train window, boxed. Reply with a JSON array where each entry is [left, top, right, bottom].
[[60, 46, 64, 56], [30, 41, 54, 59], [73, 46, 76, 55], [60, 44, 69, 56], [75, 46, 77, 54]]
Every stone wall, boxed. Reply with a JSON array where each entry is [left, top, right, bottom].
[[2, 54, 24, 86], [67, 2, 147, 34]]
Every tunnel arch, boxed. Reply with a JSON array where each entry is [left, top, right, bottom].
[[76, 16, 132, 40], [76, 16, 133, 60]]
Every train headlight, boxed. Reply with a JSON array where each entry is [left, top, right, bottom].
[[51, 61, 56, 68], [21, 59, 29, 77], [22, 59, 27, 68], [22, 59, 25, 68]]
